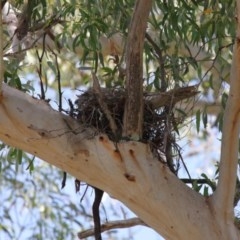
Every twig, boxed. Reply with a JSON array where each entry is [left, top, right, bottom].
[[78, 217, 147, 239], [92, 72, 118, 137], [51, 52, 62, 111], [28, 15, 64, 34], [179, 154, 192, 181], [144, 85, 199, 109], [181, 178, 216, 191], [80, 185, 89, 202], [61, 171, 67, 189], [36, 33, 47, 100]]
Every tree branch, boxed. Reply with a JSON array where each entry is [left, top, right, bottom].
[[123, 0, 152, 140], [0, 84, 239, 239], [2, 2, 61, 59], [78, 217, 146, 239], [145, 86, 198, 109], [211, 0, 240, 232]]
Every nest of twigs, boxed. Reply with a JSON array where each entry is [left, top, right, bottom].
[[71, 86, 197, 174]]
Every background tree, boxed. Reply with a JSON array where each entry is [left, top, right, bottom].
[[0, 0, 240, 239]]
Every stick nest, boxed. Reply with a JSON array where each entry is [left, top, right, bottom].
[[71, 87, 196, 174]]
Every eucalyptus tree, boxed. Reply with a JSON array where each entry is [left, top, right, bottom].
[[0, 0, 239, 239]]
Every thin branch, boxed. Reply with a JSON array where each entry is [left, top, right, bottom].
[[78, 217, 147, 239], [145, 85, 199, 109], [179, 154, 192, 181], [36, 33, 47, 100], [123, 0, 152, 140], [181, 178, 216, 191], [51, 52, 62, 111], [61, 171, 67, 189], [2, 2, 61, 59], [212, 2, 240, 219], [92, 72, 118, 137]]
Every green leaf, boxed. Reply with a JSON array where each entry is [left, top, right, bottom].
[[192, 181, 202, 192], [202, 111, 208, 129], [221, 92, 228, 109], [196, 109, 201, 133], [16, 149, 22, 165], [203, 186, 209, 196]]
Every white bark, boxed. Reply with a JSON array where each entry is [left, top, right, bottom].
[[211, 1, 240, 237], [0, 83, 239, 240]]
